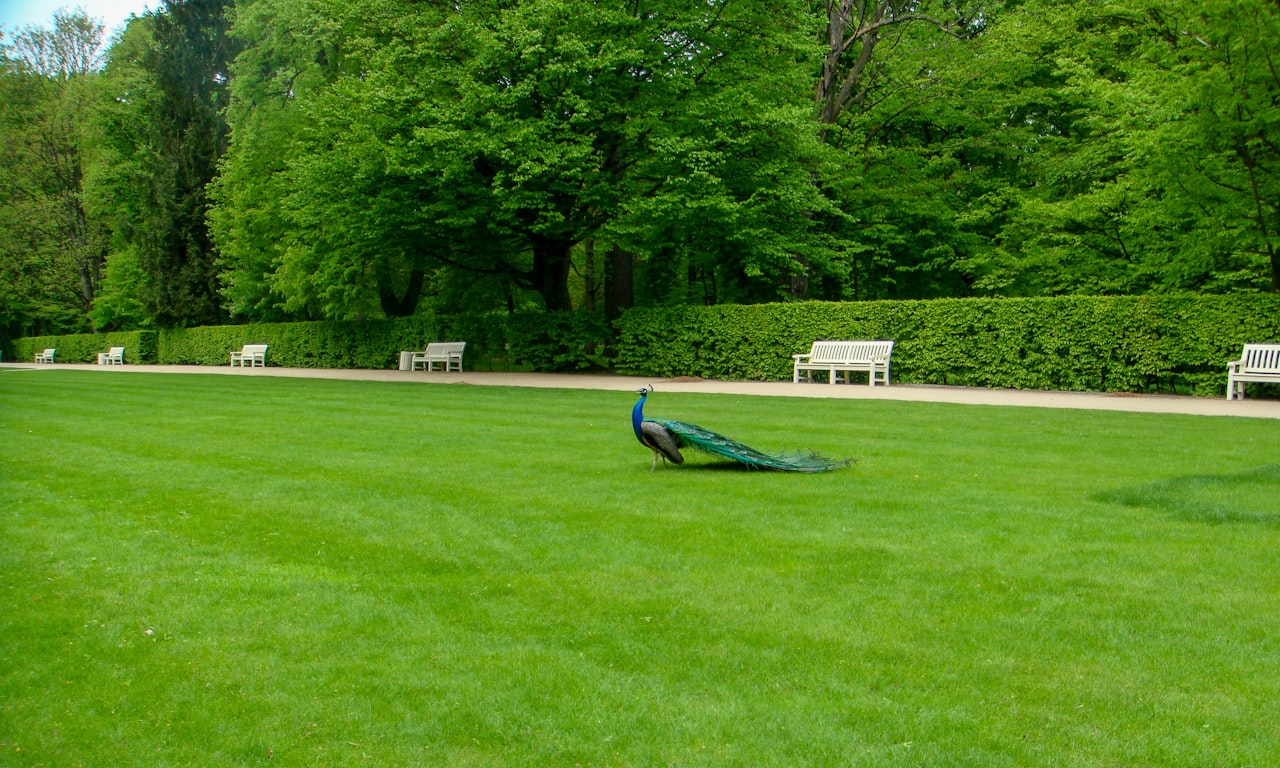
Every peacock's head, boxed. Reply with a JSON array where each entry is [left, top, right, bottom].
[[636, 385, 653, 396]]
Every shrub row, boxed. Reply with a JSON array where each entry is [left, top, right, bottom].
[[11, 295, 1279, 396], [614, 295, 1280, 396], [10, 330, 158, 365], [156, 317, 436, 368], [10, 311, 612, 373]]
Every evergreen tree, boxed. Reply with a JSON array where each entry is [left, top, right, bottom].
[[94, 0, 239, 327]]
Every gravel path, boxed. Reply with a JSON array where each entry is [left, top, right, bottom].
[[8, 362, 1279, 420]]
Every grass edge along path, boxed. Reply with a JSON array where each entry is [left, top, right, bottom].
[[2, 371, 1278, 767]]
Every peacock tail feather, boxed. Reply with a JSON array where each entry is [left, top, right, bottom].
[[632, 385, 848, 472], [648, 417, 848, 473]]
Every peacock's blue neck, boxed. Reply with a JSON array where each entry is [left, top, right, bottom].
[[631, 391, 647, 444]]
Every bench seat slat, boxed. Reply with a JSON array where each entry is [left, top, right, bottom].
[[1227, 343, 1280, 400]]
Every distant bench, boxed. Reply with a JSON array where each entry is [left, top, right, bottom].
[[97, 346, 124, 365], [34, 348, 55, 364], [230, 344, 269, 367], [793, 340, 894, 386], [1227, 343, 1280, 400], [411, 341, 466, 372]]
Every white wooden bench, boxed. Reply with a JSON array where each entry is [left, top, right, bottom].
[[793, 340, 894, 386], [230, 344, 269, 367], [97, 346, 125, 365], [1227, 343, 1280, 400], [411, 341, 466, 372], [34, 348, 55, 364]]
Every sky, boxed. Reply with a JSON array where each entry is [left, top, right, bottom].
[[0, 0, 156, 39]]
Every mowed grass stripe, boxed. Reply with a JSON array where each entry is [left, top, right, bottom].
[[2, 370, 1278, 766]]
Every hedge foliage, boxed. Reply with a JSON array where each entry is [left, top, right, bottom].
[[10, 311, 612, 373], [11, 330, 157, 365], [157, 317, 435, 368], [10, 296, 1280, 396], [614, 295, 1280, 396]]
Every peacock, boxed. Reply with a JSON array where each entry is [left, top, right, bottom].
[[631, 386, 848, 472]]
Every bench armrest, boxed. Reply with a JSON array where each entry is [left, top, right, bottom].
[[792, 354, 812, 361]]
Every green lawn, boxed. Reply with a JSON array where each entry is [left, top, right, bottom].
[[2, 370, 1278, 767]]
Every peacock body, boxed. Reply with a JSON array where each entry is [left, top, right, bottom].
[[631, 386, 848, 472]]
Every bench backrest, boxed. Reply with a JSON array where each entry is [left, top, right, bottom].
[[1240, 343, 1280, 373], [807, 340, 894, 364], [42, 348, 54, 356], [241, 344, 269, 355], [425, 342, 466, 356], [108, 346, 124, 357]]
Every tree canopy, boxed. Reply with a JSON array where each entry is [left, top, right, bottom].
[[2, 0, 1279, 336]]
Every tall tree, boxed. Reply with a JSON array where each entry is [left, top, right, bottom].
[[215, 0, 824, 318], [83, 15, 160, 330], [0, 11, 108, 336], [1136, 0, 1280, 292], [805, 0, 997, 300], [960, 0, 1280, 296], [209, 0, 346, 320], [93, 0, 239, 328], [815, 0, 983, 140]]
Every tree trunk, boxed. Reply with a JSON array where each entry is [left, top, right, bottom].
[[1270, 243, 1279, 293], [582, 238, 598, 312], [531, 235, 574, 311], [790, 262, 811, 300], [605, 244, 635, 322], [378, 266, 425, 317], [816, 1, 885, 142], [1237, 139, 1280, 292]]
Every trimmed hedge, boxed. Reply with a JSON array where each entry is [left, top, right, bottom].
[[9, 312, 610, 373], [11, 296, 1280, 396], [10, 330, 158, 365], [614, 295, 1280, 397], [157, 317, 438, 369]]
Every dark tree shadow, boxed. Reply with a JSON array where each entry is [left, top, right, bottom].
[[1097, 464, 1280, 526]]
